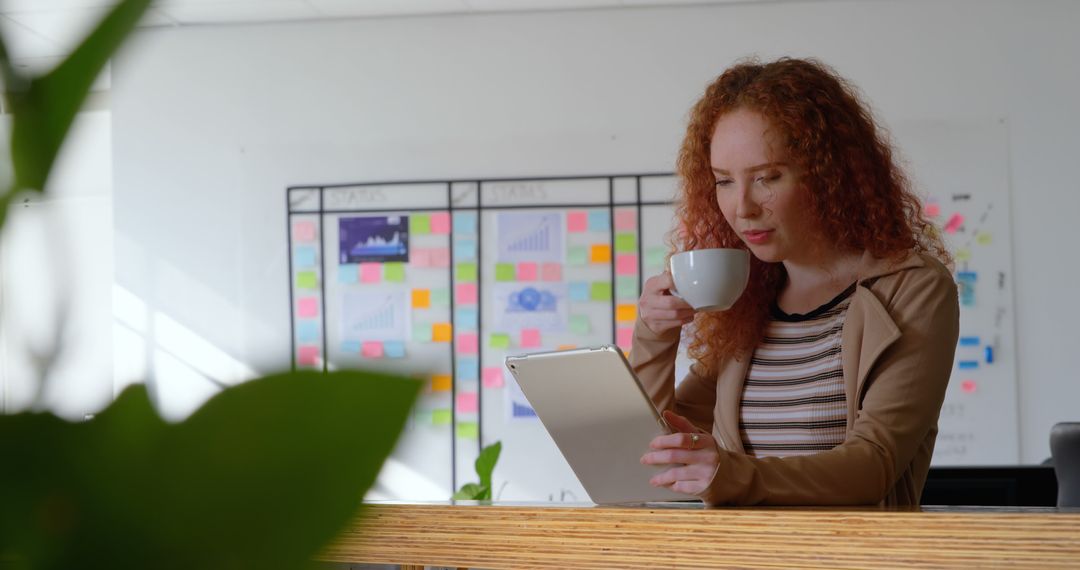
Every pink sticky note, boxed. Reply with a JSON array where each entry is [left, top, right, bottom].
[[298, 297, 318, 318], [456, 391, 479, 414], [456, 282, 478, 305], [430, 247, 451, 268], [615, 210, 636, 231], [944, 213, 964, 234], [541, 262, 562, 282], [567, 211, 588, 233], [361, 341, 384, 358], [616, 327, 633, 349], [924, 202, 941, 217], [293, 221, 316, 242], [517, 262, 538, 281], [457, 332, 479, 355], [616, 254, 638, 276], [298, 346, 319, 366], [360, 263, 382, 283], [431, 212, 451, 234], [482, 366, 505, 389], [411, 248, 432, 268], [521, 328, 541, 348], [961, 379, 977, 394]]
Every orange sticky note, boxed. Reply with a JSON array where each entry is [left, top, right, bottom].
[[517, 262, 538, 281], [616, 304, 637, 323], [433, 322, 453, 342], [412, 288, 431, 309], [361, 341, 384, 358], [557, 344, 578, 351], [590, 244, 612, 264], [521, 328, 541, 348], [432, 374, 452, 392]]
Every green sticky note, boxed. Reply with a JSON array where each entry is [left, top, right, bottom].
[[490, 333, 511, 349], [645, 247, 667, 270], [457, 421, 479, 439], [590, 281, 612, 301], [296, 271, 318, 289], [412, 323, 433, 343], [432, 409, 452, 425], [567, 246, 588, 266], [456, 262, 478, 282], [570, 314, 590, 335], [383, 262, 406, 282], [431, 287, 450, 307], [410, 214, 431, 235], [495, 263, 516, 282], [616, 275, 639, 300], [615, 233, 637, 253]]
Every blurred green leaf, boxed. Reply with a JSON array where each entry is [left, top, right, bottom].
[[0, 370, 420, 569], [476, 441, 501, 496], [0, 0, 152, 226], [451, 483, 487, 501]]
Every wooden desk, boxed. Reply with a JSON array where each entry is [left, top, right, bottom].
[[321, 502, 1080, 569]]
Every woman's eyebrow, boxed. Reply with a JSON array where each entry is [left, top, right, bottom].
[[711, 162, 787, 176]]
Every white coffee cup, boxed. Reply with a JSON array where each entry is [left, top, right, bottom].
[[669, 248, 750, 312]]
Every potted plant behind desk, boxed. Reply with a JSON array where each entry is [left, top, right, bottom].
[[0, 2, 420, 568]]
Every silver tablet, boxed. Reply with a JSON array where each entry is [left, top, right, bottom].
[[505, 345, 692, 504]]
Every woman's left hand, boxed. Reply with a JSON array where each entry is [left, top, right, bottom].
[[640, 410, 721, 495]]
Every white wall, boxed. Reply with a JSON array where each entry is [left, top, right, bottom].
[[111, 0, 1080, 461]]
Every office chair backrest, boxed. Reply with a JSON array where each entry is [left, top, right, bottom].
[[1050, 422, 1080, 508]]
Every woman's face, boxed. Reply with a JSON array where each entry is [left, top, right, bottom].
[[709, 108, 820, 264]]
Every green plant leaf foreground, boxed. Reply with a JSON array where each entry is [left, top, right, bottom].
[[0, 370, 420, 570], [450, 483, 488, 501], [0, 0, 153, 227], [475, 441, 502, 499]]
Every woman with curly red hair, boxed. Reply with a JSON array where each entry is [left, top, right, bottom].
[[633, 57, 959, 506]]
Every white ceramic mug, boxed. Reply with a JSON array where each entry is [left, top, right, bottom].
[[669, 248, 750, 312]]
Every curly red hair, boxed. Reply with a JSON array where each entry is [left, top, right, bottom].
[[674, 57, 950, 373]]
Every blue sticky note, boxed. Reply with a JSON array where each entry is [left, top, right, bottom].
[[569, 282, 590, 302], [512, 402, 537, 418], [297, 321, 319, 343], [338, 264, 358, 284], [985, 346, 994, 364], [454, 238, 477, 261], [384, 340, 406, 359], [958, 360, 979, 370], [340, 340, 361, 353], [456, 357, 479, 379], [588, 210, 610, 232], [453, 212, 477, 234], [959, 336, 981, 347], [455, 308, 479, 331], [294, 246, 317, 268]]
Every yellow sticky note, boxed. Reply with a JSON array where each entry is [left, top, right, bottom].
[[590, 244, 612, 264], [412, 288, 431, 309], [433, 322, 453, 342], [457, 421, 479, 439], [976, 232, 993, 246], [955, 248, 972, 262], [616, 304, 637, 323], [432, 408, 452, 425], [432, 374, 452, 392]]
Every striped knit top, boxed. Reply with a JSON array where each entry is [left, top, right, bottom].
[[739, 283, 856, 458]]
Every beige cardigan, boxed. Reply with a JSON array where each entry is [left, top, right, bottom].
[[630, 251, 960, 506]]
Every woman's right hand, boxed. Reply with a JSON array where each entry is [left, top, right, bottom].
[[639, 272, 696, 334]]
